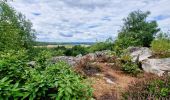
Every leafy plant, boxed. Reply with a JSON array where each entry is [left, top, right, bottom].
[[120, 54, 141, 76], [0, 50, 28, 81], [0, 50, 93, 99], [35, 50, 52, 70], [122, 61, 141, 76]]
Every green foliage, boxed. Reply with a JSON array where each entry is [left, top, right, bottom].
[[0, 2, 35, 51], [0, 50, 28, 81], [44, 62, 93, 99], [0, 50, 93, 99], [151, 32, 170, 58], [116, 10, 160, 48], [114, 36, 141, 56], [148, 79, 170, 97], [27, 46, 66, 60], [65, 45, 88, 56], [120, 54, 141, 76], [122, 61, 141, 76], [35, 50, 52, 70], [88, 41, 114, 53]]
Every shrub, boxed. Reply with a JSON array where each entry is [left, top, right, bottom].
[[29, 46, 66, 60], [65, 45, 88, 56], [122, 61, 141, 76], [151, 38, 170, 58], [0, 50, 93, 99], [35, 50, 52, 70], [120, 54, 141, 76], [0, 50, 28, 81], [123, 75, 170, 99], [44, 62, 93, 99], [88, 42, 114, 53]]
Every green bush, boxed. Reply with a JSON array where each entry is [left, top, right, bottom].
[[35, 50, 52, 70], [65, 45, 88, 56], [120, 54, 141, 76], [151, 38, 170, 58], [0, 50, 93, 99], [88, 42, 114, 53], [114, 37, 140, 56], [0, 50, 28, 81], [122, 61, 141, 76]]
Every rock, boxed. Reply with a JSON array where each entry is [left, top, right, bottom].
[[76, 54, 82, 58], [142, 58, 170, 76], [103, 77, 115, 84], [128, 47, 152, 62], [51, 50, 113, 67], [27, 61, 36, 67], [51, 56, 79, 67], [84, 53, 96, 61]]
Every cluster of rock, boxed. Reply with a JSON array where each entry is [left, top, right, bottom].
[[51, 56, 78, 66], [51, 50, 112, 67], [128, 47, 170, 76], [28, 47, 170, 76]]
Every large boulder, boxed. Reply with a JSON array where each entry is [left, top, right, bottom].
[[142, 58, 170, 76], [127, 47, 152, 62]]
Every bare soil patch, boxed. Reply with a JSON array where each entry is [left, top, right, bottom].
[[75, 61, 137, 100]]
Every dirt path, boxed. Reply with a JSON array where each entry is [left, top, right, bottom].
[[89, 63, 137, 100]]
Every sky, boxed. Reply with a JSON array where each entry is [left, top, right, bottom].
[[8, 0, 170, 42]]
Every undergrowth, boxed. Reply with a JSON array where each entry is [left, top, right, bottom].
[[0, 50, 93, 99]]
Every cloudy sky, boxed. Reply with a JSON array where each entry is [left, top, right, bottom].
[[9, 0, 170, 42]]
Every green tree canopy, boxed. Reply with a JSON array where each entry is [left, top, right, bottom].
[[118, 10, 160, 47], [0, 1, 36, 51]]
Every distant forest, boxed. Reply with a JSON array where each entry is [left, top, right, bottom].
[[35, 41, 96, 46]]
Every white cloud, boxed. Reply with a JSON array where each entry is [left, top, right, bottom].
[[8, 0, 170, 42]]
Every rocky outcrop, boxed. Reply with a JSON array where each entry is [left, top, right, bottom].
[[51, 50, 113, 67], [51, 56, 79, 66], [128, 47, 170, 76], [127, 47, 152, 62], [142, 58, 170, 76]]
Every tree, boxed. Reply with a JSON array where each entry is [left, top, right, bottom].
[[0, 2, 36, 51], [117, 10, 160, 47]]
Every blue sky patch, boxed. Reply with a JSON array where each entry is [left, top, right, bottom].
[[32, 12, 41, 16]]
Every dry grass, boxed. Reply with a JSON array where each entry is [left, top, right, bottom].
[[74, 54, 170, 100], [123, 73, 170, 99], [74, 56, 137, 100]]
